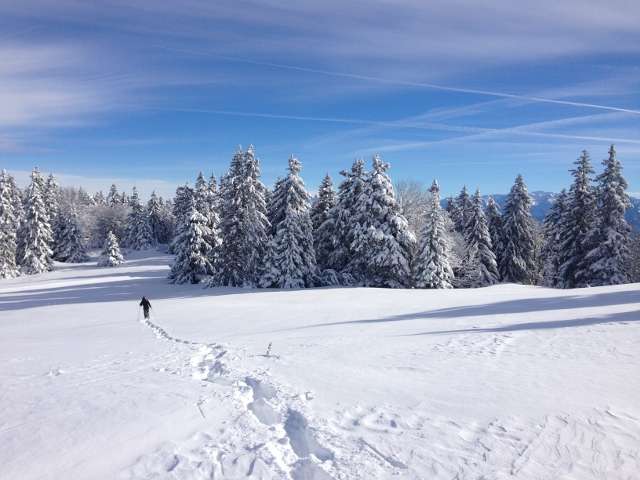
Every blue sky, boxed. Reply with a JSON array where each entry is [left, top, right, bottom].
[[1, 0, 639, 199]]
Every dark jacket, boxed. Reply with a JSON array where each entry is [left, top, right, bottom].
[[140, 297, 151, 311]]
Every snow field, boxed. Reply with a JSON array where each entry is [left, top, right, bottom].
[[1, 252, 639, 479]]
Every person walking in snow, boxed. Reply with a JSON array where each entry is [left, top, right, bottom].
[[139, 296, 152, 319]]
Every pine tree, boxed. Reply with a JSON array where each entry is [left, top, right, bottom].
[[194, 172, 221, 273], [310, 174, 336, 270], [348, 155, 415, 287], [44, 174, 62, 255], [107, 184, 120, 207], [98, 231, 124, 267], [445, 197, 458, 225], [414, 180, 454, 288], [213, 146, 270, 287], [557, 151, 596, 288], [452, 186, 472, 233], [147, 192, 164, 244], [77, 187, 95, 207], [169, 206, 213, 284], [93, 191, 106, 206], [485, 196, 504, 278], [44, 174, 60, 225], [260, 156, 317, 288], [8, 174, 24, 233], [171, 184, 194, 231], [541, 190, 568, 287], [627, 233, 640, 283], [19, 168, 54, 274], [213, 167, 243, 286], [54, 206, 88, 262], [125, 187, 154, 250], [267, 176, 286, 229], [0, 170, 19, 278], [159, 197, 176, 244], [311, 174, 336, 232], [500, 175, 537, 284], [317, 159, 367, 273], [461, 189, 499, 287], [585, 145, 631, 286], [207, 174, 222, 261]]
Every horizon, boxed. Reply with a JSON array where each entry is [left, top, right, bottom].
[[1, 1, 639, 198]]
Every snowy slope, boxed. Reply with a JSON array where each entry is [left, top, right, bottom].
[[1, 252, 639, 479]]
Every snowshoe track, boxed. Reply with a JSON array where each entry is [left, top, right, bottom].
[[122, 315, 338, 479]]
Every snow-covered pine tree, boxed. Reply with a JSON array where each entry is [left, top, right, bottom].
[[499, 175, 537, 284], [267, 176, 286, 229], [0, 170, 19, 278], [485, 196, 504, 278], [310, 174, 337, 270], [317, 159, 367, 274], [8, 174, 24, 232], [93, 190, 106, 206], [44, 174, 62, 255], [207, 173, 222, 252], [540, 190, 566, 287], [77, 187, 95, 207], [259, 156, 317, 288], [193, 172, 221, 273], [557, 151, 596, 288], [348, 155, 415, 287], [628, 233, 640, 283], [125, 187, 154, 250], [311, 174, 336, 231], [445, 197, 458, 224], [414, 180, 454, 288], [241, 146, 270, 283], [147, 192, 164, 245], [44, 174, 60, 225], [584, 145, 631, 286], [460, 189, 499, 287], [159, 197, 176, 244], [54, 206, 89, 262], [212, 166, 242, 286], [107, 184, 120, 207], [213, 146, 270, 286], [541, 190, 568, 287], [169, 205, 213, 284], [98, 231, 124, 267], [172, 184, 194, 229], [19, 168, 54, 274], [452, 186, 472, 233]]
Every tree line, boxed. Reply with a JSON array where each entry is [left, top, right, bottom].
[[0, 171, 176, 277], [0, 144, 636, 288]]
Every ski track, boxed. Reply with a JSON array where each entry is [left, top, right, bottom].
[[121, 315, 340, 479]]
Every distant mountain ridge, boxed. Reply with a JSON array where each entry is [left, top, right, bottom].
[[482, 191, 640, 232]]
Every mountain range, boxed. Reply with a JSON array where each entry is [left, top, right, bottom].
[[484, 191, 640, 232]]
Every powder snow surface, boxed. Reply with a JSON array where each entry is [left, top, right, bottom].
[[1, 252, 639, 479]]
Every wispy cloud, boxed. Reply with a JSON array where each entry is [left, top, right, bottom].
[[162, 51, 640, 116], [357, 112, 640, 155]]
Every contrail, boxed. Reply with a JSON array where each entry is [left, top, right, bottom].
[[146, 106, 487, 134], [159, 47, 640, 116], [144, 106, 640, 146]]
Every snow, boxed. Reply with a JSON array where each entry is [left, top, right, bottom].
[[1, 251, 639, 479]]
